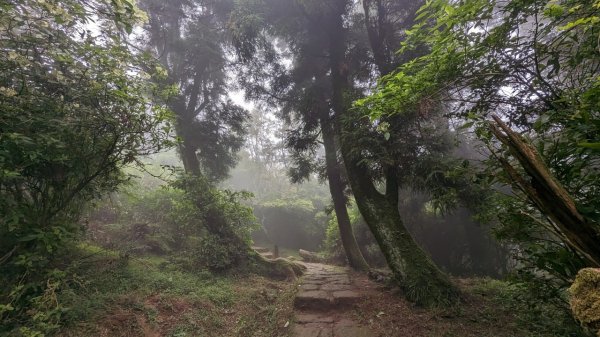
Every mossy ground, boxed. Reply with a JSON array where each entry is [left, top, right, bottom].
[[55, 243, 297, 337]]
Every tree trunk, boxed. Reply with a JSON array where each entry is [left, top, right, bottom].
[[327, 0, 459, 306], [362, 0, 393, 75], [340, 141, 459, 305], [171, 96, 202, 176], [178, 137, 201, 176], [319, 104, 370, 271]]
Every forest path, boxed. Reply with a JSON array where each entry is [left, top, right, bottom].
[[292, 263, 370, 337]]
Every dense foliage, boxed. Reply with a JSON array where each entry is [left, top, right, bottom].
[[89, 174, 258, 270], [0, 0, 174, 335], [254, 198, 327, 251], [360, 0, 599, 311]]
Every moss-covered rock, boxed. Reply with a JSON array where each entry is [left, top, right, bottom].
[[569, 268, 600, 335]]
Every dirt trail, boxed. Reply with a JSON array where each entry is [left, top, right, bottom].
[[292, 263, 370, 337]]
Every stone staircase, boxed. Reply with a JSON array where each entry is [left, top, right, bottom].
[[292, 263, 370, 337]]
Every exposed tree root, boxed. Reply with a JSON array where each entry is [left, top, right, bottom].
[[250, 252, 307, 281]]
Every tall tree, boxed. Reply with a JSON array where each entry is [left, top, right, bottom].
[[231, 0, 371, 271], [362, 0, 424, 75], [140, 0, 306, 278], [142, 0, 247, 181], [325, 0, 460, 306], [231, 1, 466, 303]]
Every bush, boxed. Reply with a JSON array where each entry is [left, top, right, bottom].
[[87, 174, 259, 271], [472, 278, 584, 337]]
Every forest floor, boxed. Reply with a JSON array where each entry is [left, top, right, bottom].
[[290, 262, 534, 337], [55, 243, 574, 337]]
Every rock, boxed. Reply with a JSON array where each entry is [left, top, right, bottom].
[[299, 249, 325, 263], [300, 284, 320, 291], [569, 268, 600, 335], [320, 284, 352, 291], [252, 246, 270, 253], [327, 276, 351, 285]]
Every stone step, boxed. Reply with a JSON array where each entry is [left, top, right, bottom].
[[333, 319, 370, 337], [295, 313, 335, 324], [294, 289, 362, 310], [331, 290, 361, 307], [252, 246, 270, 253], [293, 322, 331, 337], [294, 290, 333, 310], [292, 263, 371, 337]]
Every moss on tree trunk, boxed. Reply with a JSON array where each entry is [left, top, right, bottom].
[[352, 184, 460, 306]]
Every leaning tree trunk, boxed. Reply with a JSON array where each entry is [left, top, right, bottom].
[[319, 102, 370, 271], [326, 0, 459, 306], [340, 143, 459, 305], [489, 115, 600, 266]]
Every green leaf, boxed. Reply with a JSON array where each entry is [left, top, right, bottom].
[[578, 142, 600, 150], [459, 121, 474, 130]]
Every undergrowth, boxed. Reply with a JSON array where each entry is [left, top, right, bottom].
[[469, 278, 585, 337], [19, 243, 297, 337]]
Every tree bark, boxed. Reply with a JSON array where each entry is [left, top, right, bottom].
[[178, 136, 201, 176], [319, 102, 370, 271], [171, 95, 202, 176], [327, 0, 459, 306]]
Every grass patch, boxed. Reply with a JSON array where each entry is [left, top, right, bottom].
[[54, 243, 296, 337]]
